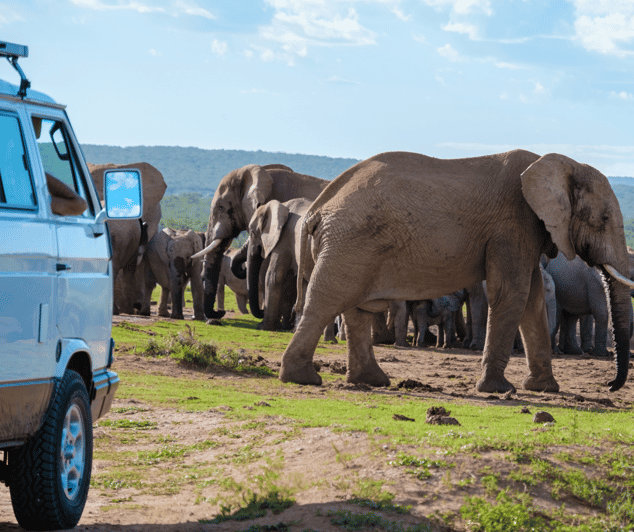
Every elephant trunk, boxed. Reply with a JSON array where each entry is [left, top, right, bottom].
[[247, 243, 264, 319], [602, 268, 631, 392], [202, 238, 231, 320], [231, 241, 248, 280]]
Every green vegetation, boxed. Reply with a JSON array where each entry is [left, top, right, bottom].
[[82, 144, 358, 195]]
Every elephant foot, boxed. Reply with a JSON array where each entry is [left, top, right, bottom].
[[205, 309, 226, 320], [279, 360, 322, 386], [476, 375, 516, 394], [193, 314, 206, 321], [346, 367, 390, 387], [522, 374, 560, 393], [562, 344, 583, 356], [589, 348, 608, 357], [170, 313, 185, 320], [158, 311, 170, 318]]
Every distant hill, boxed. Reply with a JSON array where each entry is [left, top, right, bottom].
[[81, 145, 360, 196], [80, 145, 634, 247]]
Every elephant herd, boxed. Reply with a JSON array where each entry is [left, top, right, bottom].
[[95, 149, 634, 396]]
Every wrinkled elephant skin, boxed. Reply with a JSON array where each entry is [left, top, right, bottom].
[[281, 150, 632, 393]]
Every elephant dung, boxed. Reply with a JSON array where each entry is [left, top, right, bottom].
[[425, 406, 461, 426], [533, 411, 555, 423]]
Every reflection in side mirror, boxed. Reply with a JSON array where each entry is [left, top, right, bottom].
[[104, 169, 142, 219]]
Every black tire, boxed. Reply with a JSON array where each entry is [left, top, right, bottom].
[[8, 370, 93, 530]]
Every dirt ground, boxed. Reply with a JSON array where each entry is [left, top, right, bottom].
[[1, 305, 633, 532]]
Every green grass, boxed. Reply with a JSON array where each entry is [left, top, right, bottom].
[[113, 287, 347, 357], [104, 288, 634, 530]]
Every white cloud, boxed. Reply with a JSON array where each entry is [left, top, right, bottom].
[[175, 0, 215, 19], [413, 33, 427, 44], [392, 7, 412, 22], [437, 43, 460, 61], [442, 22, 479, 40], [149, 48, 160, 56], [257, 1, 376, 63], [610, 90, 634, 101], [326, 75, 358, 84], [70, 0, 165, 13], [419, 0, 492, 16], [211, 39, 227, 55], [494, 61, 522, 69], [571, 0, 634, 56]]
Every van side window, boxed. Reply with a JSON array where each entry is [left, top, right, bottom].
[[0, 114, 36, 208], [34, 117, 92, 217]]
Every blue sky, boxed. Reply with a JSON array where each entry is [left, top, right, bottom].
[[3, 0, 634, 176]]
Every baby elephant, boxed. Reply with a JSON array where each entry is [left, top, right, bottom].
[[413, 290, 466, 348]]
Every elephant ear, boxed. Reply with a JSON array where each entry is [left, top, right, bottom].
[[235, 165, 274, 226], [521, 153, 576, 261], [260, 200, 290, 259], [191, 230, 203, 255]]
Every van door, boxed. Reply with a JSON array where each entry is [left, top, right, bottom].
[[33, 115, 112, 366], [0, 110, 57, 442]]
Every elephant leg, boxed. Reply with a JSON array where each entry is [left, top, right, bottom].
[[561, 312, 583, 354], [579, 315, 594, 353], [342, 306, 390, 386], [468, 282, 487, 350], [477, 263, 533, 393], [519, 266, 559, 392], [138, 262, 156, 316], [392, 301, 410, 347], [323, 321, 338, 343], [158, 286, 170, 317], [236, 293, 249, 314], [371, 312, 394, 345], [443, 314, 456, 348], [191, 265, 205, 322], [590, 309, 609, 357], [117, 259, 137, 315], [436, 321, 445, 348]]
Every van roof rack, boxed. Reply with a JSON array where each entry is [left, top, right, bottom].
[[0, 41, 30, 99]]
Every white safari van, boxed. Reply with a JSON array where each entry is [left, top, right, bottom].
[[0, 41, 142, 529]]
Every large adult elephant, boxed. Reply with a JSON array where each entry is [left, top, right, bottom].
[[88, 162, 167, 314], [193, 164, 329, 320], [281, 150, 634, 393], [141, 228, 205, 320]]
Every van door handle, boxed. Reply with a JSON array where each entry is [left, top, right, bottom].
[[56, 263, 71, 272]]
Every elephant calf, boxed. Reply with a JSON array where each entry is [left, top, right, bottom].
[[413, 291, 466, 349], [140, 228, 205, 320]]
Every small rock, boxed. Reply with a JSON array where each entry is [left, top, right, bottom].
[[205, 319, 223, 326], [533, 411, 555, 423], [572, 395, 585, 402], [519, 406, 531, 414], [503, 390, 515, 400], [254, 401, 271, 407]]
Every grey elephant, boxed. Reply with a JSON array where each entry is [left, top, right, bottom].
[[545, 252, 609, 356], [546, 251, 634, 356], [413, 290, 467, 348], [88, 162, 167, 315], [281, 150, 634, 394], [141, 228, 204, 320], [217, 248, 249, 314], [192, 164, 329, 321], [465, 264, 557, 352], [246, 198, 312, 330]]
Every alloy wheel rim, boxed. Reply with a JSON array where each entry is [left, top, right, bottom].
[[60, 402, 85, 501]]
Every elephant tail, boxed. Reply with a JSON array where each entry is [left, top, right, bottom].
[[294, 211, 320, 316]]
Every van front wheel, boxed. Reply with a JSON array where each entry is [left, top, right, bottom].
[[9, 369, 93, 530]]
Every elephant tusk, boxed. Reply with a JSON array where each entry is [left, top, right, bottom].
[[603, 264, 634, 289], [192, 238, 223, 259]]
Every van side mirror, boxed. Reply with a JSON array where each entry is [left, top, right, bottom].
[[93, 169, 142, 228]]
